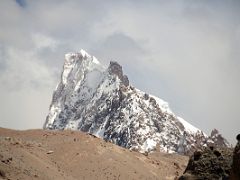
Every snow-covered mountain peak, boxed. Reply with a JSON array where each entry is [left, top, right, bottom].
[[80, 49, 90, 57], [65, 49, 90, 59], [44, 49, 230, 154], [62, 49, 104, 85]]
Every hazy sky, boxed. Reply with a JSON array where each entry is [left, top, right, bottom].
[[0, 0, 239, 144]]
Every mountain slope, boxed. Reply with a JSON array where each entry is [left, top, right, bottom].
[[0, 127, 188, 180], [44, 49, 229, 154]]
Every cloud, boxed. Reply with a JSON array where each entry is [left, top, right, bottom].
[[0, 44, 7, 71], [32, 34, 59, 51], [90, 33, 146, 64], [93, 1, 240, 143], [16, 0, 26, 8], [0, 0, 239, 144]]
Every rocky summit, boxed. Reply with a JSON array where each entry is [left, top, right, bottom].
[[43, 49, 229, 154]]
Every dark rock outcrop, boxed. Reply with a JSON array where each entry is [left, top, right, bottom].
[[229, 134, 240, 180], [108, 61, 129, 86], [122, 75, 129, 86], [180, 134, 240, 180], [179, 147, 233, 180], [209, 129, 230, 148]]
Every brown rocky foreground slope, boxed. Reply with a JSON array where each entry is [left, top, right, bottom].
[[0, 128, 188, 180]]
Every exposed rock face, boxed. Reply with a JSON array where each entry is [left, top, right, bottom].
[[230, 134, 240, 180], [44, 49, 230, 154], [108, 61, 129, 86], [209, 129, 230, 148], [179, 147, 233, 180], [122, 75, 129, 87]]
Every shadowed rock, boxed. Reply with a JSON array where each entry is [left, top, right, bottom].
[[108, 61, 129, 86], [230, 134, 240, 180], [179, 147, 233, 180]]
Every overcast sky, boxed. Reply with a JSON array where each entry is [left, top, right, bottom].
[[0, 0, 239, 144]]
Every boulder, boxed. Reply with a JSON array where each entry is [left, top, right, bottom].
[[179, 147, 233, 180], [229, 134, 240, 180]]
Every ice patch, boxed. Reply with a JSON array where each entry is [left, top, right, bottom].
[[150, 95, 173, 114], [94, 119, 109, 138], [65, 120, 79, 130], [80, 49, 90, 58], [142, 138, 157, 152], [92, 56, 100, 64], [178, 117, 200, 134], [46, 105, 61, 126], [85, 70, 103, 90]]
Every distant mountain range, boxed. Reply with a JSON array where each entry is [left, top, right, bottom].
[[44, 49, 230, 154]]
